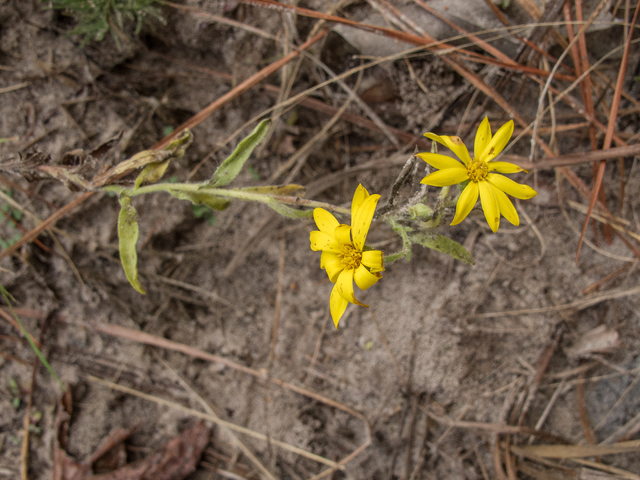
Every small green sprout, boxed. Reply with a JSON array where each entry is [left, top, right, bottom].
[[248, 165, 261, 181], [192, 204, 216, 226], [48, 0, 166, 46], [9, 378, 20, 410]]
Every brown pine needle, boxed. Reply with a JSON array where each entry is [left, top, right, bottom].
[[576, 4, 640, 261]]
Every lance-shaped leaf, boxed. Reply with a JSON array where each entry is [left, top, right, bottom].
[[239, 184, 305, 197], [134, 129, 193, 188], [169, 191, 230, 211], [134, 159, 171, 188], [266, 198, 313, 219], [118, 196, 146, 294], [205, 119, 270, 188], [409, 232, 474, 265]]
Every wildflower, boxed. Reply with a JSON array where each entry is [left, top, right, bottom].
[[310, 185, 384, 328], [418, 117, 537, 232]]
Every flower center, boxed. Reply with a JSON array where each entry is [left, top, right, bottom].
[[467, 158, 488, 182], [339, 244, 362, 270]]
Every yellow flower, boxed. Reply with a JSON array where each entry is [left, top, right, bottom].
[[310, 185, 385, 328], [418, 117, 537, 232]]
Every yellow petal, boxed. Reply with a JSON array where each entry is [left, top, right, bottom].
[[362, 250, 384, 272], [424, 133, 472, 165], [336, 268, 367, 306], [474, 116, 492, 159], [451, 182, 479, 226], [320, 251, 339, 268], [334, 224, 352, 245], [321, 252, 342, 282], [479, 120, 513, 163], [329, 282, 348, 328], [491, 184, 519, 226], [313, 208, 339, 236], [324, 258, 343, 283], [487, 173, 537, 199], [479, 180, 500, 232], [310, 231, 341, 252], [352, 194, 380, 252], [416, 152, 465, 170], [420, 168, 469, 187], [488, 161, 526, 174], [354, 264, 381, 291], [351, 184, 369, 220]]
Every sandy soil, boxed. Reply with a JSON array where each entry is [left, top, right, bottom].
[[1, 1, 639, 479]]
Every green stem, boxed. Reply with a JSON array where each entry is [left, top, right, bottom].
[[383, 250, 410, 265], [120, 183, 351, 215], [384, 217, 412, 264], [432, 185, 450, 228]]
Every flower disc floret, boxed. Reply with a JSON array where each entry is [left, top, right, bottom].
[[417, 117, 537, 232], [467, 158, 488, 182], [339, 245, 362, 270], [309, 184, 384, 328]]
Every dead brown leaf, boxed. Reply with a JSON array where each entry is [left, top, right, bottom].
[[53, 391, 210, 480]]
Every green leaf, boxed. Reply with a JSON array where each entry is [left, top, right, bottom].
[[205, 119, 270, 188], [239, 184, 305, 197], [191, 204, 216, 225], [409, 232, 474, 265], [169, 191, 230, 211], [133, 129, 193, 188], [117, 196, 146, 294], [134, 159, 171, 188], [266, 198, 313, 219]]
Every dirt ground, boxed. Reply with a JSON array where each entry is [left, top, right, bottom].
[[1, 0, 640, 479]]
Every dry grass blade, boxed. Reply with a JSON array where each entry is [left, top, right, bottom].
[[145, 273, 234, 308], [92, 322, 366, 417], [173, 57, 430, 149], [530, 0, 610, 162], [574, 0, 613, 244], [576, 5, 640, 261], [164, 1, 276, 40], [593, 371, 640, 433], [87, 320, 373, 474], [0, 192, 93, 262], [504, 144, 640, 170], [567, 201, 640, 243], [571, 458, 640, 480], [0, 309, 41, 348], [577, 369, 598, 449], [87, 375, 340, 470], [157, 356, 277, 480], [150, 29, 328, 151], [601, 411, 640, 445], [0, 82, 28, 94], [412, 0, 517, 65], [474, 284, 640, 318], [510, 440, 640, 458], [239, 0, 446, 49], [269, 88, 356, 183], [424, 410, 568, 444]]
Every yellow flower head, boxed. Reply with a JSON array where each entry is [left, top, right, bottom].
[[310, 184, 385, 328], [418, 117, 537, 232]]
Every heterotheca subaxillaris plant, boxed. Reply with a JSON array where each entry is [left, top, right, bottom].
[[42, 117, 536, 328]]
